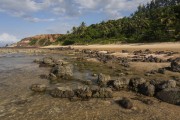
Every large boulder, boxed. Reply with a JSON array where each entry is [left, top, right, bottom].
[[113, 78, 130, 90], [51, 64, 73, 80], [138, 82, 155, 96], [97, 73, 111, 87], [30, 84, 47, 92], [156, 88, 180, 105], [129, 77, 146, 91], [171, 60, 180, 72], [50, 87, 74, 98]]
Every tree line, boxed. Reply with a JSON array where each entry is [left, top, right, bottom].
[[57, 0, 180, 45]]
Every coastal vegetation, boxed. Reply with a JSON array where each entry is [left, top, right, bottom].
[[56, 0, 180, 45]]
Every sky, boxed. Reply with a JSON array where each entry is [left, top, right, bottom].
[[0, 0, 150, 46]]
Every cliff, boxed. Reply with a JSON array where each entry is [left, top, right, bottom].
[[15, 34, 62, 47]]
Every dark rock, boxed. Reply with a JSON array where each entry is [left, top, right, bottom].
[[30, 84, 47, 92], [170, 60, 180, 72], [119, 97, 133, 109], [156, 88, 180, 105], [122, 50, 128, 53], [158, 68, 165, 74], [138, 82, 155, 96]]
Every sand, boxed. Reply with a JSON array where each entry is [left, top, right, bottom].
[[42, 42, 180, 52]]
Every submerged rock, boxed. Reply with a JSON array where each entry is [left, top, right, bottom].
[[156, 88, 180, 105], [30, 84, 47, 92]]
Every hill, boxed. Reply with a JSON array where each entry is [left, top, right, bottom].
[[14, 34, 62, 47], [56, 0, 180, 45]]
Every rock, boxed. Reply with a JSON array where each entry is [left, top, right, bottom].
[[43, 57, 54, 66], [74, 86, 92, 100], [158, 68, 165, 74], [51, 64, 73, 80], [50, 87, 74, 98], [54, 59, 67, 65], [171, 60, 180, 72], [156, 88, 180, 105], [33, 58, 41, 63], [99, 88, 113, 98], [138, 82, 155, 96], [97, 73, 111, 87], [122, 50, 128, 53], [49, 73, 57, 82], [83, 80, 93, 85], [30, 84, 47, 92], [113, 78, 130, 90], [157, 80, 176, 91], [119, 97, 133, 109], [129, 77, 146, 91], [91, 87, 113, 98]]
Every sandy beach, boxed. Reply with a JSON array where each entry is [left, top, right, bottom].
[[42, 42, 180, 52]]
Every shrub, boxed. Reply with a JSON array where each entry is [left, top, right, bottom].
[[62, 40, 75, 45]]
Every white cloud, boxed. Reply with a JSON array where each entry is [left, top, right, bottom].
[[0, 0, 151, 21], [0, 33, 18, 46]]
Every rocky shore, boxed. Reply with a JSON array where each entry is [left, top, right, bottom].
[[0, 46, 180, 120]]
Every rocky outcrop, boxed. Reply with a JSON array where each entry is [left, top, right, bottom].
[[15, 34, 62, 47], [49, 86, 113, 100]]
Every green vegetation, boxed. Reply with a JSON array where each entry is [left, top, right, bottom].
[[29, 39, 37, 45], [57, 0, 180, 45], [38, 39, 51, 46]]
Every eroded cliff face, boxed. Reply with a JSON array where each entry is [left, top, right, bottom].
[[14, 34, 62, 47]]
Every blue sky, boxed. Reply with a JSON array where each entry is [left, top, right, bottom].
[[0, 0, 150, 46]]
